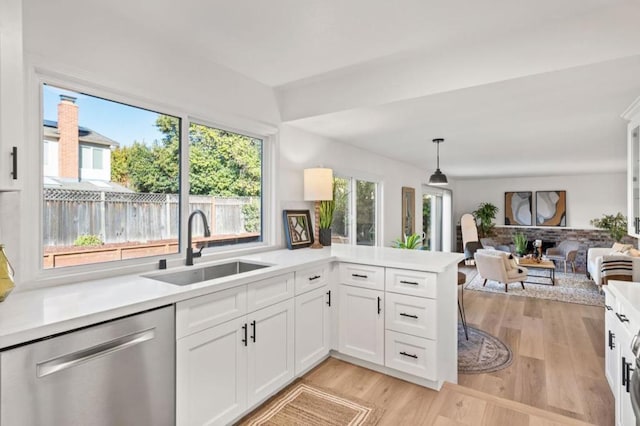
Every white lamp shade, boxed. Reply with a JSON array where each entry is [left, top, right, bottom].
[[304, 168, 333, 201]]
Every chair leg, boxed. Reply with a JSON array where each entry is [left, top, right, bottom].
[[505, 283, 508, 293], [458, 301, 469, 340], [571, 261, 575, 273], [483, 278, 487, 287], [563, 261, 567, 274], [521, 281, 525, 289]]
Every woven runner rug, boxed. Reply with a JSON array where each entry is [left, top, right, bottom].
[[458, 323, 513, 374], [237, 380, 384, 426], [464, 269, 604, 307]]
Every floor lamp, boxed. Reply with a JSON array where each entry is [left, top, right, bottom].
[[304, 167, 333, 249]]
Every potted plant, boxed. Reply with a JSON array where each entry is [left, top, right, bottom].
[[392, 233, 423, 249], [513, 232, 528, 256], [591, 212, 628, 242], [318, 182, 336, 246], [473, 202, 498, 238]]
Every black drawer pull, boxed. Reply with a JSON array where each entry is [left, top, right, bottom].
[[400, 280, 419, 285], [11, 146, 17, 180], [352, 273, 368, 279], [377, 296, 381, 315], [605, 304, 612, 311], [242, 323, 248, 346], [250, 320, 256, 342], [326, 290, 331, 307], [626, 360, 634, 393], [616, 313, 630, 323], [608, 330, 615, 350], [399, 313, 418, 319], [623, 356, 628, 386], [309, 275, 321, 281], [400, 351, 418, 359]]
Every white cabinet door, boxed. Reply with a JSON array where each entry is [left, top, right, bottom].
[[176, 317, 247, 426], [295, 285, 331, 375], [338, 285, 384, 365], [618, 325, 635, 426], [247, 298, 295, 406], [605, 307, 619, 396]]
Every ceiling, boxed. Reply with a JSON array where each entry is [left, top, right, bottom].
[[23, 0, 640, 178]]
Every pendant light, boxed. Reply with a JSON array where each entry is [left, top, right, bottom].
[[428, 138, 448, 186]]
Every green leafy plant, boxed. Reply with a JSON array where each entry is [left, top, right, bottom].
[[319, 181, 336, 229], [473, 202, 498, 238], [73, 234, 103, 247], [242, 200, 260, 232], [512, 232, 528, 255], [591, 212, 628, 242], [393, 233, 423, 249]]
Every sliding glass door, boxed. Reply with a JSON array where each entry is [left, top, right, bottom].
[[422, 186, 452, 252]]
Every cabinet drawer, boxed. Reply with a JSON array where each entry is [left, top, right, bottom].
[[339, 263, 384, 290], [176, 285, 247, 339], [385, 292, 436, 339], [385, 330, 436, 380], [247, 273, 294, 312], [295, 264, 330, 295], [385, 268, 437, 298]]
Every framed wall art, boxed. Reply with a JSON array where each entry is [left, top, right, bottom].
[[536, 190, 566, 226], [401, 186, 415, 237], [283, 210, 314, 249], [504, 191, 532, 226]]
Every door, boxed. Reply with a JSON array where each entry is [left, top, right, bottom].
[[176, 316, 247, 426], [338, 285, 384, 364], [422, 187, 452, 251], [247, 298, 295, 406], [295, 286, 331, 375]]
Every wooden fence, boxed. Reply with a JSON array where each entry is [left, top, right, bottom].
[[43, 189, 260, 246]]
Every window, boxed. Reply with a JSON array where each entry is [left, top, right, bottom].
[[40, 81, 269, 271], [332, 175, 380, 246], [188, 122, 263, 247]]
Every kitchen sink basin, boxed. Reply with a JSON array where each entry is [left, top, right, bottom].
[[146, 261, 271, 286]]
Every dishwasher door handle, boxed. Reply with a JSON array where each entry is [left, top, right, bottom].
[[36, 328, 156, 378]]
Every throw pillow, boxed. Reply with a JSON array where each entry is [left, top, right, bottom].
[[628, 248, 640, 257], [612, 242, 633, 253]]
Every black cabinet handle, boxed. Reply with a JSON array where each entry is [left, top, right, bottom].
[[400, 351, 418, 359], [605, 304, 612, 311], [326, 290, 331, 307], [616, 313, 630, 323], [625, 357, 634, 393], [242, 323, 248, 346], [636, 217, 640, 235], [10, 146, 17, 180], [608, 330, 615, 350], [400, 313, 418, 319], [623, 356, 628, 386], [399, 280, 419, 285], [352, 273, 368, 279], [250, 320, 256, 342], [377, 297, 381, 315], [309, 275, 321, 281]]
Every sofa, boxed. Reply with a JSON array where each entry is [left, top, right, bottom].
[[587, 243, 640, 285]]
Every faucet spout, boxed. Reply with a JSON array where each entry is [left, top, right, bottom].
[[186, 209, 211, 266]]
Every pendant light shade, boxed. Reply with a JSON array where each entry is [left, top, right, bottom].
[[428, 138, 448, 186]]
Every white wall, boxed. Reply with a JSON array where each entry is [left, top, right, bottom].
[[454, 172, 626, 228], [278, 124, 427, 247]]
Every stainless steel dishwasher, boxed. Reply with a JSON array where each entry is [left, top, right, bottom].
[[0, 305, 175, 426]]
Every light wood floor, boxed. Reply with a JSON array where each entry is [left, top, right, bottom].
[[457, 267, 613, 426], [297, 266, 614, 425]]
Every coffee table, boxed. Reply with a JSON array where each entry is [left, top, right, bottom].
[[516, 257, 556, 285]]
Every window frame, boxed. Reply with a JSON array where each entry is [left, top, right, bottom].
[[333, 172, 382, 247], [24, 70, 276, 286]]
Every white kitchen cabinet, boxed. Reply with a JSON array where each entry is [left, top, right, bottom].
[[338, 285, 384, 364], [618, 325, 636, 426], [0, 0, 24, 191], [624, 97, 640, 237], [605, 288, 619, 396], [176, 317, 248, 426], [247, 298, 295, 406], [295, 285, 331, 375]]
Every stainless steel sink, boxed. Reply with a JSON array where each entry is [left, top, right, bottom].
[[146, 261, 271, 286]]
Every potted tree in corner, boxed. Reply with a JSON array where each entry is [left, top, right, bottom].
[[473, 202, 498, 238], [318, 182, 336, 246], [591, 212, 628, 242]]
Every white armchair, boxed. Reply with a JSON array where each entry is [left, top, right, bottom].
[[474, 249, 528, 293]]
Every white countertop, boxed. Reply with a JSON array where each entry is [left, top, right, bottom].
[[608, 280, 640, 326], [0, 245, 462, 350]]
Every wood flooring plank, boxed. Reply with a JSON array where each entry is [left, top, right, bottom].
[[524, 296, 544, 318], [542, 301, 570, 345], [544, 341, 585, 416], [582, 316, 605, 358], [515, 355, 548, 409], [480, 404, 530, 426], [520, 317, 545, 359], [562, 309, 604, 380], [432, 389, 489, 425], [574, 374, 614, 426]]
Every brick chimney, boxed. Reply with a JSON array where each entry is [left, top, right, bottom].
[[58, 94, 79, 179]]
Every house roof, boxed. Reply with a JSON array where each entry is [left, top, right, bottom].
[[43, 119, 120, 148], [43, 177, 133, 193]]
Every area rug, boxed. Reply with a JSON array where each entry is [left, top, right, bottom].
[[458, 323, 513, 374], [237, 380, 384, 425], [464, 270, 604, 307]]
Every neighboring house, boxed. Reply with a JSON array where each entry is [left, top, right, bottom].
[[43, 94, 119, 182]]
